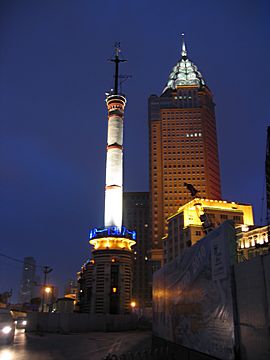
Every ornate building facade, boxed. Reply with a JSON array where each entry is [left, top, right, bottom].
[[163, 198, 254, 263], [237, 225, 270, 261]]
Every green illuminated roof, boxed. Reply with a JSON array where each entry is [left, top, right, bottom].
[[163, 35, 205, 93]]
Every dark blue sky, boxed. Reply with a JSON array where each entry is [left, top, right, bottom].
[[1, 0, 270, 299]]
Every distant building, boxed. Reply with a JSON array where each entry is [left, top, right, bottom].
[[123, 192, 151, 307], [64, 279, 78, 300], [0, 291, 12, 307], [52, 298, 74, 313], [237, 225, 270, 261], [149, 36, 221, 268], [164, 198, 254, 263], [19, 257, 36, 304]]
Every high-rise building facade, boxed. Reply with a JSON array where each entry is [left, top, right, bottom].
[[19, 256, 36, 304], [123, 192, 151, 307], [149, 37, 221, 266]]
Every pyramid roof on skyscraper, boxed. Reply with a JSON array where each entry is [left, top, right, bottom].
[[163, 34, 206, 93]]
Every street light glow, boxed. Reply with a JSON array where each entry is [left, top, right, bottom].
[[45, 287, 51, 293]]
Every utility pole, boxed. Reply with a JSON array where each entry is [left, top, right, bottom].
[[41, 265, 53, 312]]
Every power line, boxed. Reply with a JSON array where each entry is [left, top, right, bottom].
[[0, 251, 44, 269]]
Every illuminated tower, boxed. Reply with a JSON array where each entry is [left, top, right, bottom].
[[149, 35, 221, 267], [89, 45, 136, 314]]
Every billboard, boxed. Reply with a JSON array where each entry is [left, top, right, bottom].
[[153, 221, 236, 360]]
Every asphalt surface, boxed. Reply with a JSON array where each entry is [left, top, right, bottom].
[[0, 329, 152, 360]]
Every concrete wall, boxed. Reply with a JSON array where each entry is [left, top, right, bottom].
[[27, 312, 138, 333], [234, 253, 270, 360]]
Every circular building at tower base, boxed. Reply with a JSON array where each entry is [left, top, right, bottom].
[[89, 227, 136, 314]]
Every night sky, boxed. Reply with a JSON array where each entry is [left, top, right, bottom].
[[1, 0, 270, 300]]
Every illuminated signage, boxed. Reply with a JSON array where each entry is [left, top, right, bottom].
[[89, 226, 136, 240]]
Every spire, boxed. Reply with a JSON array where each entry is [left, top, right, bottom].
[[162, 35, 206, 93], [181, 33, 187, 58], [110, 42, 127, 95]]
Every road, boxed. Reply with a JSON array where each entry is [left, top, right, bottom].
[[0, 329, 152, 360]]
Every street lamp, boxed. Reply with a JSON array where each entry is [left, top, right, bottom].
[[41, 266, 53, 312], [130, 301, 136, 308]]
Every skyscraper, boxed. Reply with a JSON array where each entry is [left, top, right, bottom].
[[123, 192, 151, 307], [149, 35, 221, 266], [87, 45, 136, 314], [19, 256, 36, 304]]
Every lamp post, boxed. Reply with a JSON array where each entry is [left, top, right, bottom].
[[41, 266, 53, 312]]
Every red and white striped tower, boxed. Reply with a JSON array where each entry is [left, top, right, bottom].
[[104, 92, 126, 228], [103, 44, 127, 230], [89, 45, 136, 314]]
